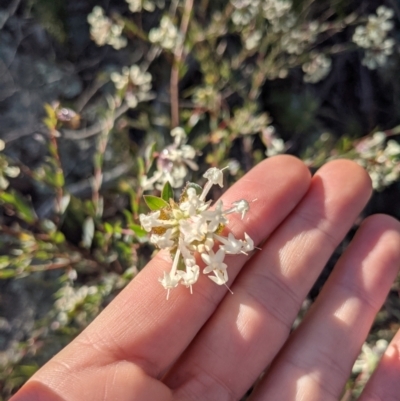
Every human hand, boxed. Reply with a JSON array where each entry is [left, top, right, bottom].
[[11, 156, 400, 401]]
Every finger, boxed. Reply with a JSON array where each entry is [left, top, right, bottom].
[[12, 156, 311, 401], [164, 160, 372, 401], [358, 328, 400, 401], [250, 214, 400, 401]]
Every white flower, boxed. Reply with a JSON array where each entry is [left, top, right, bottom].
[[142, 128, 198, 191], [242, 232, 255, 253], [180, 265, 200, 293], [139, 210, 161, 231], [179, 216, 208, 243], [150, 228, 175, 248], [171, 127, 186, 144], [202, 200, 228, 232], [202, 249, 228, 274], [217, 233, 244, 254], [179, 239, 197, 267], [203, 167, 224, 187], [179, 187, 202, 216], [352, 6, 395, 70], [232, 199, 250, 219], [208, 268, 229, 285], [149, 15, 182, 50], [159, 271, 181, 290], [87, 6, 127, 49]]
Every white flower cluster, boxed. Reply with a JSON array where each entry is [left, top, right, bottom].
[[111, 65, 152, 108], [244, 30, 263, 51], [149, 15, 182, 50], [352, 339, 388, 375], [192, 85, 221, 110], [125, 0, 158, 13], [0, 140, 21, 190], [352, 6, 395, 69], [87, 6, 127, 50], [302, 52, 332, 83], [281, 21, 319, 55], [140, 167, 254, 298], [54, 284, 98, 326], [262, 126, 285, 157], [262, 0, 295, 33], [141, 127, 198, 190], [355, 132, 400, 191], [230, 0, 260, 26], [262, 0, 292, 25], [229, 107, 271, 136], [351, 339, 388, 394]]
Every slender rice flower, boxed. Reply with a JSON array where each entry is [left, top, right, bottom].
[[142, 127, 198, 191], [139, 167, 255, 298]]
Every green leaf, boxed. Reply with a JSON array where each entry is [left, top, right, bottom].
[[0, 269, 16, 279], [143, 195, 169, 211], [145, 141, 157, 169], [161, 181, 174, 202], [50, 231, 65, 244], [104, 222, 114, 234], [137, 157, 145, 176], [129, 223, 147, 239], [0, 191, 37, 224], [54, 169, 65, 188], [0, 256, 10, 269]]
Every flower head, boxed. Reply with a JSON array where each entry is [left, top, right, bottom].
[[139, 167, 255, 298]]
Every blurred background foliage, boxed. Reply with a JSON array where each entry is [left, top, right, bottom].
[[0, 0, 399, 399]]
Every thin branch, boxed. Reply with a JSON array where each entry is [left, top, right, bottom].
[[170, 0, 194, 128], [62, 103, 129, 140]]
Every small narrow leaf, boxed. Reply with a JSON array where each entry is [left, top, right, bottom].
[[161, 181, 174, 202], [143, 195, 169, 211], [0, 191, 37, 224], [81, 217, 95, 249], [130, 223, 147, 238]]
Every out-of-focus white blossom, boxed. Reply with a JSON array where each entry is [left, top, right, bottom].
[[111, 65, 152, 108], [142, 128, 198, 191], [351, 339, 388, 393], [302, 52, 332, 83], [352, 6, 395, 69], [355, 132, 400, 190], [54, 284, 98, 326], [230, 0, 260, 26], [139, 167, 254, 298], [87, 6, 127, 49], [193, 85, 221, 110], [149, 15, 182, 50], [262, 125, 285, 157], [244, 30, 263, 51], [262, 0, 292, 24], [281, 21, 319, 55], [125, 0, 161, 13], [0, 142, 21, 190], [230, 107, 271, 135]]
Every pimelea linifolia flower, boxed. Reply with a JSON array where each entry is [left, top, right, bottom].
[[139, 167, 254, 299]]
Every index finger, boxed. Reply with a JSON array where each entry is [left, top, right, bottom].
[[18, 156, 311, 387]]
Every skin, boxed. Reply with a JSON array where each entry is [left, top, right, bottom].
[[11, 156, 400, 401]]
